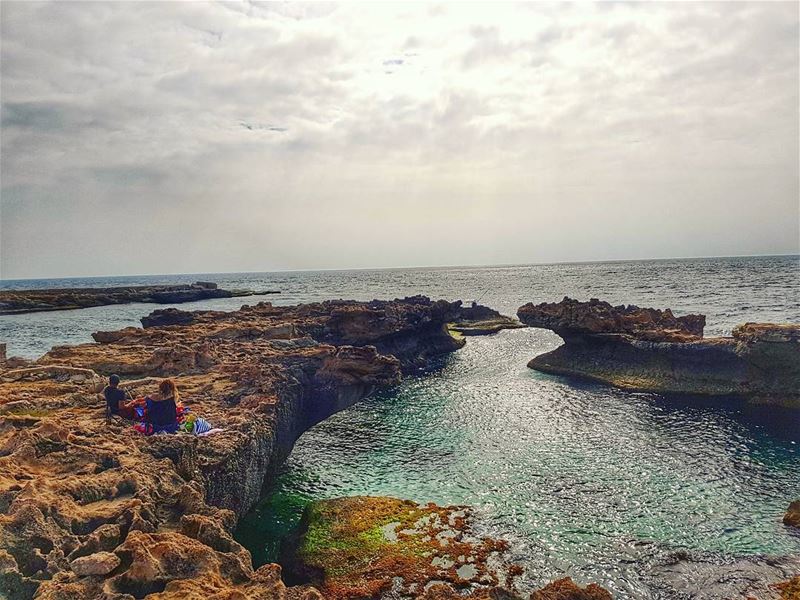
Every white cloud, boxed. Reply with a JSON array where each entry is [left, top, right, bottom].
[[1, 1, 797, 278]]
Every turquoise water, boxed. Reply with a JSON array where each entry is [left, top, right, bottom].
[[2, 256, 799, 596], [236, 327, 800, 597]]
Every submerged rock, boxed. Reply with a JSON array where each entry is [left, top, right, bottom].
[[644, 551, 800, 600], [517, 297, 800, 407], [448, 317, 526, 337]]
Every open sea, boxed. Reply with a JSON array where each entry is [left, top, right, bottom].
[[2, 255, 799, 598]]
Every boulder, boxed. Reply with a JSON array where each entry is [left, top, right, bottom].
[[70, 552, 120, 576], [283, 496, 522, 599], [784, 501, 800, 528], [518, 296, 705, 342]]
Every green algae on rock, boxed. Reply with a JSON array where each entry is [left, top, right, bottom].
[[284, 497, 523, 599]]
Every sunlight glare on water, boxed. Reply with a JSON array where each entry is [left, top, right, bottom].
[[237, 328, 800, 596]]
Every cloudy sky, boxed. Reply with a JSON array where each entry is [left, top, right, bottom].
[[1, 1, 798, 279]]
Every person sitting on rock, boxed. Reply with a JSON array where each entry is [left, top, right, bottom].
[[101, 374, 130, 419], [144, 379, 180, 434]]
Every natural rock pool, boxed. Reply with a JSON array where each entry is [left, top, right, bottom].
[[237, 325, 800, 598], [3, 256, 798, 597]]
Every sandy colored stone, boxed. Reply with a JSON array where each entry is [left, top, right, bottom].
[[773, 575, 800, 600], [518, 297, 800, 406], [70, 551, 120, 576], [529, 577, 613, 600], [784, 500, 800, 528]]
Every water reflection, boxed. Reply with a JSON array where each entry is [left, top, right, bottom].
[[237, 327, 800, 597]]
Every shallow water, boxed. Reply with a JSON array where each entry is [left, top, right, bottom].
[[236, 327, 800, 596], [2, 255, 799, 597]]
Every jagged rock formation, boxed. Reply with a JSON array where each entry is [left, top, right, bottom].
[[0, 281, 280, 315], [774, 576, 800, 600], [0, 297, 533, 599], [136, 296, 522, 372], [529, 578, 612, 600], [517, 297, 800, 407], [518, 297, 705, 343]]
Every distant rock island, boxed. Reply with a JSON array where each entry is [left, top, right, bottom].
[[0, 281, 280, 315], [518, 297, 800, 407]]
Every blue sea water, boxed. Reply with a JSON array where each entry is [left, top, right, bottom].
[[2, 255, 799, 597]]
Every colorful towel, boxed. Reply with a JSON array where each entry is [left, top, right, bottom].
[[192, 417, 213, 435]]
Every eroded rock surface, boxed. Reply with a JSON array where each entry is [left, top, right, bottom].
[[0, 297, 519, 599], [785, 501, 800, 528], [283, 497, 616, 600], [0, 281, 279, 315], [283, 496, 521, 599], [517, 297, 800, 406], [517, 297, 705, 343]]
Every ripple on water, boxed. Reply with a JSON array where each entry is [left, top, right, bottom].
[[236, 328, 800, 598]]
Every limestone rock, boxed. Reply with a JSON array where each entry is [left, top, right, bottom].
[[517, 297, 800, 406], [284, 496, 522, 600], [784, 501, 800, 528], [773, 575, 800, 600], [70, 551, 120, 576], [518, 296, 705, 342], [529, 577, 612, 600]]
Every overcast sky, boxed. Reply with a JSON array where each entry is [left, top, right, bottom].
[[1, 1, 798, 279]]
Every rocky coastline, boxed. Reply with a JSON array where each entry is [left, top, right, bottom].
[[0, 281, 280, 315], [517, 297, 800, 407], [1, 294, 796, 599], [0, 296, 547, 600]]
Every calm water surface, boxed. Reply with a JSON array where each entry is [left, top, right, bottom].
[[2, 256, 799, 597]]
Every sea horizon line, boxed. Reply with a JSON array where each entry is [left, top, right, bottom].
[[1, 251, 798, 284]]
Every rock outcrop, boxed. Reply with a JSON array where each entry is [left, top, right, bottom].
[[784, 501, 800, 528], [518, 297, 705, 343], [0, 282, 280, 315], [518, 297, 800, 406], [0, 297, 528, 599], [774, 576, 800, 600]]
